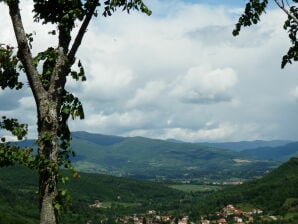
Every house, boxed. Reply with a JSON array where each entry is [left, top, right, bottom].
[[248, 216, 254, 222], [233, 216, 243, 223], [217, 218, 227, 224], [161, 216, 171, 222], [89, 200, 102, 208], [252, 209, 263, 214], [178, 216, 188, 224], [233, 209, 242, 215], [148, 210, 157, 215]]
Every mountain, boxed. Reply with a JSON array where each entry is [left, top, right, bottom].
[[198, 140, 292, 151], [72, 131, 125, 145], [68, 132, 276, 181], [11, 132, 277, 181], [196, 157, 298, 218], [239, 142, 298, 161]]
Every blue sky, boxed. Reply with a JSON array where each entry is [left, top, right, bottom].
[[183, 0, 244, 6], [1, 0, 298, 142]]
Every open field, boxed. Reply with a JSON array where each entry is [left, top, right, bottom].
[[168, 184, 223, 192]]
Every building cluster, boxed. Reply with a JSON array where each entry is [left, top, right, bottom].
[[200, 204, 263, 224], [116, 205, 264, 224], [87, 202, 266, 224], [116, 210, 189, 224]]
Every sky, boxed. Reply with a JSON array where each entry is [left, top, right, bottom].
[[1, 0, 298, 142]]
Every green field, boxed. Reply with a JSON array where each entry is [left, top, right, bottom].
[[169, 184, 222, 192]]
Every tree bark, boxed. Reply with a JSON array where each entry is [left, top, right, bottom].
[[38, 100, 59, 224]]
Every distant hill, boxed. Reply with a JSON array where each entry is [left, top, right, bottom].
[[11, 132, 278, 181], [239, 142, 298, 161], [68, 132, 276, 181], [72, 131, 125, 145], [196, 157, 298, 217], [198, 140, 292, 151]]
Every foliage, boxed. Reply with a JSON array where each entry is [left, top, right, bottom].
[[0, 45, 23, 90], [0, 165, 187, 224], [233, 0, 298, 68]]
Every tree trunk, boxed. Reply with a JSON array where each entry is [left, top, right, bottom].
[[38, 99, 59, 224], [7, 2, 59, 223]]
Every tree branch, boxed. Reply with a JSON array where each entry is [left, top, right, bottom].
[[8, 1, 46, 102], [68, 1, 98, 63], [274, 0, 298, 24], [48, 47, 68, 99]]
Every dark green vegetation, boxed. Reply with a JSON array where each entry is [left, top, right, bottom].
[[69, 132, 277, 181], [0, 157, 297, 223], [169, 184, 222, 193], [194, 157, 298, 222], [0, 166, 187, 224]]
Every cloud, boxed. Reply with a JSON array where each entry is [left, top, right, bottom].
[[290, 86, 298, 101], [1, 1, 298, 142], [126, 81, 167, 109], [171, 66, 237, 104]]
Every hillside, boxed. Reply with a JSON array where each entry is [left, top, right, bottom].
[[0, 166, 186, 224], [196, 157, 298, 219], [240, 142, 298, 161], [68, 132, 276, 181], [198, 140, 292, 151]]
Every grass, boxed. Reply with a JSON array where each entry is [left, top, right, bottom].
[[168, 184, 222, 192]]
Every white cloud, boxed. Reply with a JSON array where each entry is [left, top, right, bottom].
[[171, 66, 237, 104], [127, 81, 166, 108], [290, 86, 298, 100], [161, 123, 236, 142], [19, 96, 35, 109], [1, 1, 298, 142]]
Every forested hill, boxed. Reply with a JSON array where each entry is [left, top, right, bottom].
[[0, 166, 185, 224], [196, 157, 298, 216], [13, 131, 278, 181], [69, 132, 276, 180]]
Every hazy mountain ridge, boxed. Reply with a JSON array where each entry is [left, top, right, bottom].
[[69, 132, 277, 180], [239, 142, 298, 161], [198, 140, 293, 151], [13, 131, 296, 180]]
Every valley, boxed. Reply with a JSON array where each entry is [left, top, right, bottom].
[[1, 132, 298, 223], [57, 132, 285, 182]]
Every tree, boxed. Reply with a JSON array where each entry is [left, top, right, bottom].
[[0, 0, 151, 223], [233, 0, 298, 68]]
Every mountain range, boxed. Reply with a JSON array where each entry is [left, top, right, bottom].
[[14, 131, 298, 181], [70, 132, 278, 181]]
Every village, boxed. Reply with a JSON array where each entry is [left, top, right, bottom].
[[116, 204, 264, 224], [88, 202, 270, 224]]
